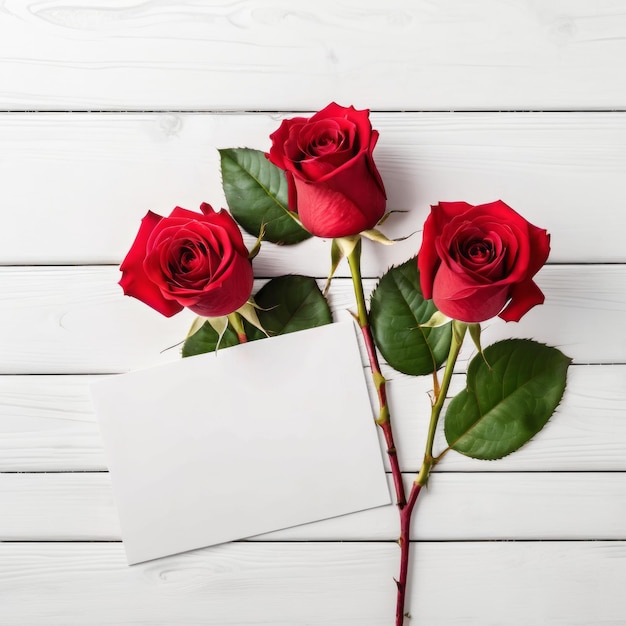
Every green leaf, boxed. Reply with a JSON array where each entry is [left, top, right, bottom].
[[444, 339, 571, 460], [369, 257, 452, 376], [181, 276, 331, 356], [181, 321, 240, 357], [220, 148, 311, 245], [245, 275, 332, 340]]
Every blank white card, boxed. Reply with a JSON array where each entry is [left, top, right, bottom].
[[90, 322, 390, 564]]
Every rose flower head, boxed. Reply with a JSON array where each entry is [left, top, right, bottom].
[[266, 102, 387, 238], [119, 203, 254, 318], [418, 200, 550, 323]]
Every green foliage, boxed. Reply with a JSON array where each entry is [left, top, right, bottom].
[[181, 323, 240, 357], [220, 148, 310, 245], [245, 275, 332, 340], [444, 339, 571, 460], [181, 275, 331, 356], [370, 258, 452, 375]]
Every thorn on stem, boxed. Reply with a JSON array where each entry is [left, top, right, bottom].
[[347, 309, 360, 323], [427, 389, 435, 407]]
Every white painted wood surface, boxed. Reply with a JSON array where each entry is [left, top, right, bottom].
[[1, 0, 626, 110], [3, 471, 626, 541], [2, 365, 626, 473], [1, 268, 625, 373], [2, 542, 625, 626], [2, 1, 625, 624], [1, 112, 625, 267]]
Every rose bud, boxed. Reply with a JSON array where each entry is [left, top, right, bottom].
[[266, 102, 387, 238], [418, 200, 550, 323], [119, 203, 254, 317]]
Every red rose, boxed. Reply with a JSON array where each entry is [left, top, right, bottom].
[[418, 201, 550, 323], [266, 102, 386, 238], [119, 203, 254, 318]]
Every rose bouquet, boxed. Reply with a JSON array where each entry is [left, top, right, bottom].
[[120, 103, 570, 625]]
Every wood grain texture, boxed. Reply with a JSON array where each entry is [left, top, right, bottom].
[[1, 112, 625, 267], [0, 267, 624, 374], [1, 541, 624, 625], [1, 365, 624, 473], [2, 1, 625, 622], [1, 1, 626, 110], [2, 471, 625, 541]]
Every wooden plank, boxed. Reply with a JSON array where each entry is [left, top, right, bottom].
[[1, 112, 626, 267], [1, 365, 625, 473], [1, 1, 625, 110], [2, 471, 625, 542], [0, 374, 105, 471], [0, 541, 624, 625], [0, 267, 624, 374]]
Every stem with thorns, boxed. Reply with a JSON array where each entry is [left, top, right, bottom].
[[346, 237, 468, 623], [346, 239, 406, 509], [394, 320, 467, 625]]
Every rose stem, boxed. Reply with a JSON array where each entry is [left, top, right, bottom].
[[227, 312, 248, 344], [346, 238, 406, 509], [394, 320, 467, 626]]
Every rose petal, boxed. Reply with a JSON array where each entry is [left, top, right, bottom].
[[431, 260, 510, 322], [498, 279, 545, 322], [295, 182, 369, 238], [366, 130, 386, 195], [119, 211, 184, 317], [294, 157, 386, 238], [187, 254, 254, 317], [418, 202, 474, 299], [204, 209, 249, 258], [267, 117, 307, 170], [285, 170, 298, 213], [266, 103, 386, 237]]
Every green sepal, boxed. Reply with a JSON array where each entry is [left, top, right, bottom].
[[362, 227, 415, 245], [181, 316, 240, 357], [237, 300, 269, 338], [219, 148, 310, 245], [206, 316, 229, 341], [421, 310, 452, 329], [247, 223, 266, 260], [185, 315, 210, 339], [444, 339, 571, 460], [377, 210, 408, 226], [324, 235, 360, 295], [467, 322, 489, 367], [360, 228, 395, 246], [453, 320, 468, 345], [369, 257, 452, 376], [181, 277, 331, 357]]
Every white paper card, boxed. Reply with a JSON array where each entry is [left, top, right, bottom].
[[90, 322, 390, 564]]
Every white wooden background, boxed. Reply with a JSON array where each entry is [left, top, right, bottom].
[[2, 1, 626, 624]]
